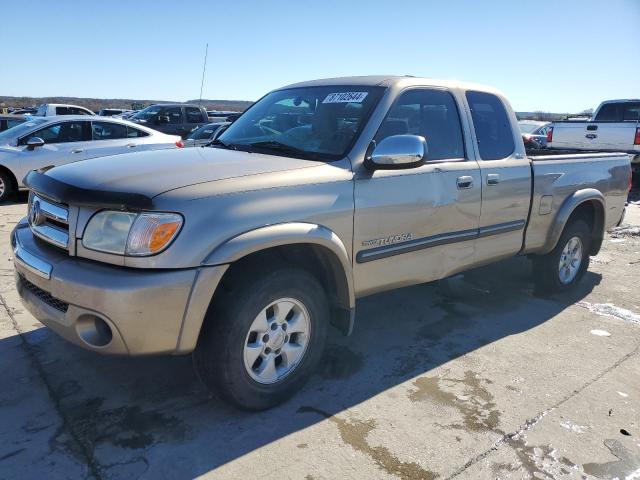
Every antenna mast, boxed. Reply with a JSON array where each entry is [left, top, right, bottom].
[[198, 43, 209, 106]]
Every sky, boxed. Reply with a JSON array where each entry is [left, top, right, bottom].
[[0, 0, 638, 113]]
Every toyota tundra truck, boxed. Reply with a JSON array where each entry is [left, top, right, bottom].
[[12, 76, 631, 410]]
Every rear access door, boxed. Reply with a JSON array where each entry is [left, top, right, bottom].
[[464, 91, 532, 263]]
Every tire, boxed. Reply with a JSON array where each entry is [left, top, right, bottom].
[[0, 171, 15, 203], [533, 219, 591, 294], [193, 266, 329, 410]]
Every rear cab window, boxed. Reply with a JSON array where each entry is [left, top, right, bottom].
[[466, 91, 515, 160]]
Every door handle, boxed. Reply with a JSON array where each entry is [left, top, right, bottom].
[[126, 143, 137, 148], [71, 149, 84, 154], [487, 173, 500, 185], [456, 176, 473, 189], [585, 133, 597, 139]]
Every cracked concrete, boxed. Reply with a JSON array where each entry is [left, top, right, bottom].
[[0, 193, 638, 479]]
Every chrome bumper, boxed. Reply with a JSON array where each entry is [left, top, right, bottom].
[[13, 230, 52, 279]]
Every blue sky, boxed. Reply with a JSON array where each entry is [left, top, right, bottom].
[[0, 0, 638, 112]]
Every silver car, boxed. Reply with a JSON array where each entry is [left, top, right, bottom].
[[0, 116, 181, 201]]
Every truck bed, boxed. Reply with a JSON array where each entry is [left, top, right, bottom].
[[524, 151, 630, 254]]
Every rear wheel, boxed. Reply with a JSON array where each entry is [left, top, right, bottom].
[[533, 219, 591, 293], [193, 266, 329, 410]]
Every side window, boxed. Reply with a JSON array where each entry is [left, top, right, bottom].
[[55, 107, 70, 115], [466, 91, 515, 160], [126, 126, 149, 138], [22, 121, 87, 144], [70, 107, 90, 115], [161, 107, 183, 124], [375, 89, 465, 161], [92, 121, 128, 140], [7, 119, 24, 129], [623, 103, 640, 121], [185, 107, 202, 123]]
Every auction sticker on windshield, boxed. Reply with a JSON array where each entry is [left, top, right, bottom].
[[323, 92, 368, 103]]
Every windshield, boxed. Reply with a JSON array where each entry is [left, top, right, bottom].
[[217, 86, 384, 160], [0, 118, 47, 144], [518, 122, 542, 134], [131, 105, 166, 121], [188, 124, 222, 140]]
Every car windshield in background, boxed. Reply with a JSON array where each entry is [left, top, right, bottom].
[[130, 106, 164, 120], [216, 86, 385, 160], [518, 122, 542, 134], [188, 124, 220, 140], [0, 118, 47, 143]]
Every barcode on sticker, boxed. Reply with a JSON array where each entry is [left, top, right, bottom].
[[323, 92, 368, 104]]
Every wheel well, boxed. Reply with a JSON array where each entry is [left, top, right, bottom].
[[211, 243, 352, 333], [567, 200, 604, 255], [0, 165, 18, 192]]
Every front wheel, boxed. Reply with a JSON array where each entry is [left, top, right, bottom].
[[0, 171, 15, 203], [533, 219, 591, 293], [193, 266, 329, 410]]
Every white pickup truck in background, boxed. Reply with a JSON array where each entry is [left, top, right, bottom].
[[547, 99, 640, 184]]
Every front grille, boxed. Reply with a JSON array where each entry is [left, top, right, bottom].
[[19, 275, 69, 313], [28, 193, 70, 251]]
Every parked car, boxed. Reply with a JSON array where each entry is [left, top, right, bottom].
[[0, 114, 29, 133], [548, 99, 640, 180], [129, 104, 209, 138], [13, 76, 630, 410], [518, 120, 551, 148], [34, 104, 95, 116], [182, 122, 230, 147], [98, 108, 131, 117], [9, 108, 37, 115], [0, 116, 181, 201]]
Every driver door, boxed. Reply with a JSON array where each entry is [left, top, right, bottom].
[[16, 120, 90, 181], [353, 88, 481, 296]]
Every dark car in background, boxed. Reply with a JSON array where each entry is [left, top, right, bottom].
[[0, 114, 28, 132], [519, 120, 551, 149], [129, 104, 209, 138], [182, 121, 230, 147]]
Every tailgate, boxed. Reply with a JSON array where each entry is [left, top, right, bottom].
[[550, 121, 638, 151]]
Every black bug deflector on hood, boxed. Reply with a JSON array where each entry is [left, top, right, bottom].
[[23, 170, 154, 210]]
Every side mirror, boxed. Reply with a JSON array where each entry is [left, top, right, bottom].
[[156, 115, 170, 125], [366, 134, 427, 170], [26, 137, 45, 151]]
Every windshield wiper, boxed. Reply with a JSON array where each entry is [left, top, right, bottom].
[[248, 140, 310, 157]]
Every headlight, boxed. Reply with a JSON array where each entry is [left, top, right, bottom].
[[82, 211, 183, 256]]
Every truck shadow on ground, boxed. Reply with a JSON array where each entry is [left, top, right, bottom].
[[4, 255, 602, 478]]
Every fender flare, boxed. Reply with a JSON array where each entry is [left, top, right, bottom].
[[541, 188, 605, 255], [203, 222, 355, 310]]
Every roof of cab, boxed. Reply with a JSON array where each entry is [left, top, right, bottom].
[[279, 75, 504, 95]]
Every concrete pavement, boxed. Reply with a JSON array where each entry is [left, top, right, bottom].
[[0, 192, 638, 480]]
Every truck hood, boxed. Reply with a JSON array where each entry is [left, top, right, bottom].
[[43, 147, 324, 199]]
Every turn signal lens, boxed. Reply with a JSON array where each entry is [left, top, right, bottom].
[[175, 140, 184, 148], [126, 213, 183, 256]]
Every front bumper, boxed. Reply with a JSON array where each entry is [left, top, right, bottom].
[[12, 221, 227, 355]]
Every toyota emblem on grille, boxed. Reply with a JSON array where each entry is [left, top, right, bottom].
[[30, 200, 45, 226]]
